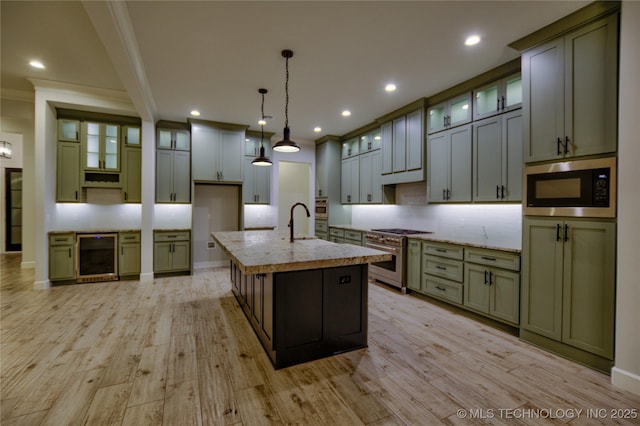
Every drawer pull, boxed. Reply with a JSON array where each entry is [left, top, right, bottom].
[[435, 286, 446, 292], [481, 256, 496, 261], [435, 248, 447, 253], [435, 266, 447, 270]]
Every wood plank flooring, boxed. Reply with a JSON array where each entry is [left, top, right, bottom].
[[2, 252, 639, 425]]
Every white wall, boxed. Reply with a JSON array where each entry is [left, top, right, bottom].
[[612, 0, 640, 397]]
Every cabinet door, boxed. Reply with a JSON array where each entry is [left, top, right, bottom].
[[157, 129, 173, 149], [523, 38, 564, 163], [192, 127, 219, 181], [242, 157, 256, 204], [254, 160, 271, 204], [155, 150, 174, 203], [49, 245, 75, 280], [123, 125, 141, 146], [427, 102, 447, 134], [359, 151, 373, 203], [464, 264, 490, 313], [521, 218, 563, 340], [103, 124, 119, 171], [380, 121, 393, 175], [153, 242, 172, 272], [448, 93, 472, 128], [315, 142, 328, 197], [57, 142, 81, 202], [370, 150, 382, 203], [406, 240, 421, 291], [406, 109, 423, 171], [564, 15, 618, 158], [219, 130, 244, 182], [504, 111, 523, 201], [85, 122, 102, 170], [58, 119, 80, 142], [119, 243, 141, 275], [503, 74, 522, 112], [172, 151, 191, 203], [392, 116, 406, 173], [341, 157, 359, 204], [427, 132, 449, 202], [122, 147, 141, 203], [174, 130, 191, 151], [172, 241, 191, 271], [449, 125, 472, 202], [490, 268, 520, 325], [474, 81, 500, 120], [562, 220, 615, 358], [473, 116, 503, 201]]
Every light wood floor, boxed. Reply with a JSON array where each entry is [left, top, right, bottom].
[[1, 253, 639, 425]]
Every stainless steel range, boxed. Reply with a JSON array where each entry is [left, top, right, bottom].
[[365, 228, 432, 292]]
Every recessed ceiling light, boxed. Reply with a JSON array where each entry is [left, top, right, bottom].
[[29, 60, 45, 69], [313, 127, 322, 133], [465, 35, 481, 46], [385, 83, 397, 92], [190, 110, 201, 116], [342, 110, 351, 117]]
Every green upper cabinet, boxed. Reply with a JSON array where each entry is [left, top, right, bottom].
[[380, 108, 425, 185], [191, 123, 244, 183], [123, 125, 141, 147], [57, 119, 80, 142], [157, 128, 190, 151], [521, 217, 615, 360], [243, 157, 270, 204], [341, 155, 359, 204], [473, 73, 522, 121], [245, 135, 271, 158], [359, 129, 381, 153], [122, 147, 141, 203], [522, 13, 618, 163], [427, 124, 472, 203], [83, 122, 120, 172], [56, 141, 81, 202], [156, 149, 191, 203], [341, 137, 359, 159], [472, 110, 523, 202], [427, 92, 472, 134], [359, 150, 382, 204]]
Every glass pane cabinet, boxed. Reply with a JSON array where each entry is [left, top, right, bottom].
[[473, 73, 522, 120], [427, 92, 471, 134], [58, 119, 80, 142], [124, 126, 141, 146], [84, 122, 119, 171]]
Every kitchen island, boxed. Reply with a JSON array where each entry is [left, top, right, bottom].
[[212, 230, 391, 369]]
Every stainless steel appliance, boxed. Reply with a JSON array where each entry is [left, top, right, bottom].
[[315, 198, 328, 219], [76, 233, 118, 283], [524, 157, 616, 218], [365, 228, 431, 292]]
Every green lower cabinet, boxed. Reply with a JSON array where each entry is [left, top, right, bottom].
[[406, 239, 422, 291], [521, 217, 615, 367], [49, 233, 76, 281], [153, 230, 191, 273], [464, 264, 520, 325], [119, 232, 140, 276]]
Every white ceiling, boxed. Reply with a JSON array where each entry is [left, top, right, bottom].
[[1, 1, 590, 141]]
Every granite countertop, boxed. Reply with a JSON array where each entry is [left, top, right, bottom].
[[49, 229, 141, 235], [212, 230, 392, 275]]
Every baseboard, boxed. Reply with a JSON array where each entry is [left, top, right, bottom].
[[139, 272, 154, 282], [21, 260, 35, 269], [612, 367, 640, 397], [33, 280, 50, 290]]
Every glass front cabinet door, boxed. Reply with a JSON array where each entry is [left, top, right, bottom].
[[84, 122, 120, 172]]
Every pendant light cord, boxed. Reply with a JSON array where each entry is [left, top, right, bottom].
[[260, 91, 265, 147], [284, 56, 289, 128]]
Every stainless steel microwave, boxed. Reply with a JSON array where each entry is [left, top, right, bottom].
[[524, 157, 616, 218]]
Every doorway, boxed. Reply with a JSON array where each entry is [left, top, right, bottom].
[[278, 161, 311, 234], [5, 168, 22, 252]]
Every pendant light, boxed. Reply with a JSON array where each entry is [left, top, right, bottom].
[[273, 49, 301, 153], [252, 88, 273, 166]]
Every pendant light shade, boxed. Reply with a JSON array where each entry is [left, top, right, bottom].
[[273, 49, 300, 153], [252, 88, 273, 166]]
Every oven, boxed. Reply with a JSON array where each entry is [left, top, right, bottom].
[[315, 198, 328, 219], [365, 228, 431, 292]]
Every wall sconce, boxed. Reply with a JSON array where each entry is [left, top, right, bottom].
[[0, 141, 12, 159]]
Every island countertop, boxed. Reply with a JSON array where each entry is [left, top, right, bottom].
[[212, 230, 392, 275]]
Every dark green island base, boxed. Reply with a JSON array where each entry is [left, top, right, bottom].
[[230, 261, 368, 369]]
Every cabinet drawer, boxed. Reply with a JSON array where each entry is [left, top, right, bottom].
[[49, 234, 75, 246], [424, 255, 463, 282], [423, 242, 464, 260], [465, 247, 520, 271], [154, 231, 190, 242], [315, 221, 328, 233], [344, 230, 362, 243], [423, 275, 463, 305], [329, 227, 345, 237], [119, 232, 140, 243]]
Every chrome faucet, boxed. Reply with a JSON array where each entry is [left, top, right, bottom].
[[289, 202, 311, 242]]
